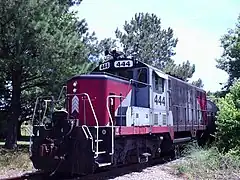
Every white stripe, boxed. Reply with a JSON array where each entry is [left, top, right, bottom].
[[72, 95, 79, 113]]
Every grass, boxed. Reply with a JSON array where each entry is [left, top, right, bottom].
[[0, 139, 239, 179], [0, 143, 33, 173], [171, 142, 240, 180]]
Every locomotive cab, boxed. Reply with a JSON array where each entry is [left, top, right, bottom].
[[90, 57, 171, 128]]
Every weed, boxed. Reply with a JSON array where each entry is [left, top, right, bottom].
[[0, 147, 33, 171], [171, 143, 240, 180]]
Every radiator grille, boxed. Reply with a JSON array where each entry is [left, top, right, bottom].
[[162, 114, 167, 125], [154, 114, 158, 125]]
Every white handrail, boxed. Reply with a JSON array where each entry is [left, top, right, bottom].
[[31, 96, 55, 127], [82, 125, 94, 152], [30, 97, 40, 155], [30, 96, 54, 154], [57, 86, 67, 101], [31, 97, 40, 127], [67, 93, 99, 158], [106, 95, 125, 156]]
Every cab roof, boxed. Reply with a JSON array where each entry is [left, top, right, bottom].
[[92, 58, 205, 92]]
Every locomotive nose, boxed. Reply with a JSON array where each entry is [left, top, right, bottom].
[[66, 74, 132, 127]]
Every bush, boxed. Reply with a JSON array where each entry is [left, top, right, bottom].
[[172, 143, 240, 180], [216, 80, 240, 153]]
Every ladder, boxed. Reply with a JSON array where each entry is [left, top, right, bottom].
[[67, 93, 111, 167], [66, 93, 125, 167], [94, 95, 125, 167], [80, 94, 125, 167]]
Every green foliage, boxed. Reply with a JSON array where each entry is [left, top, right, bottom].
[[0, 0, 91, 92], [115, 12, 177, 68], [216, 80, 240, 153], [0, 0, 95, 102], [88, 38, 117, 62], [191, 78, 204, 88], [115, 12, 195, 81], [206, 90, 228, 108], [0, 0, 96, 148], [207, 90, 228, 99], [216, 14, 240, 90], [163, 60, 195, 81], [172, 143, 240, 180]]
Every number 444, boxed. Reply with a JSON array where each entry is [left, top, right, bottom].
[[154, 95, 165, 106]]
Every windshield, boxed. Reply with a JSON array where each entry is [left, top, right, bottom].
[[108, 69, 134, 80]]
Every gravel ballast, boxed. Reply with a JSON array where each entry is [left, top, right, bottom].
[[0, 161, 184, 180]]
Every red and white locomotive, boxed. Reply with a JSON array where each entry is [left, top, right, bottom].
[[30, 50, 217, 175]]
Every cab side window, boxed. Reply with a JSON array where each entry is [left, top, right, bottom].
[[153, 72, 164, 93], [136, 68, 147, 88]]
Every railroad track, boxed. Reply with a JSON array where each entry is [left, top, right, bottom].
[[2, 144, 186, 180], [76, 156, 174, 180], [1, 156, 175, 180]]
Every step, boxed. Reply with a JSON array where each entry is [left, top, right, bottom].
[[141, 152, 151, 157], [95, 139, 103, 142], [95, 151, 106, 155], [138, 152, 151, 164], [173, 137, 191, 144], [96, 162, 112, 167]]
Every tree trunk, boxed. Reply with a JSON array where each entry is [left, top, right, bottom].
[[4, 69, 22, 149], [17, 120, 23, 140]]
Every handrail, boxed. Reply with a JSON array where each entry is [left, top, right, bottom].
[[30, 96, 55, 155], [106, 95, 125, 156], [66, 93, 99, 127], [57, 86, 67, 102], [126, 79, 151, 95], [29, 97, 40, 156], [31, 96, 55, 127], [81, 125, 94, 152], [31, 97, 40, 127], [42, 99, 53, 130], [67, 93, 99, 158], [129, 79, 151, 86]]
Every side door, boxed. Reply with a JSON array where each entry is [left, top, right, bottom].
[[152, 71, 168, 126], [134, 68, 149, 108]]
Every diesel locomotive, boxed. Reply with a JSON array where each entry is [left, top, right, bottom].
[[29, 50, 217, 175]]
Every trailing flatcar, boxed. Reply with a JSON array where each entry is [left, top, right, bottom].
[[29, 50, 217, 175]]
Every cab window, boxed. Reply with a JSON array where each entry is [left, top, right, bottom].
[[137, 68, 147, 82], [113, 69, 133, 80], [136, 68, 148, 87], [153, 72, 164, 93]]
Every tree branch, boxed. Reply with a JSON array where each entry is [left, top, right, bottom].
[[21, 75, 43, 84], [21, 81, 48, 91]]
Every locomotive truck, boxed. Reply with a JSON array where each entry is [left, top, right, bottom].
[[29, 50, 217, 175]]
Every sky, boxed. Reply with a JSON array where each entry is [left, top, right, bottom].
[[72, 0, 240, 92]]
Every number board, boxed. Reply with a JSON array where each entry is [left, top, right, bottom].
[[154, 95, 166, 106], [99, 62, 110, 71], [114, 60, 133, 68]]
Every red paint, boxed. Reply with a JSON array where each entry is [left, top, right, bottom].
[[115, 126, 174, 140], [67, 75, 132, 126], [114, 125, 205, 140], [197, 91, 207, 124]]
